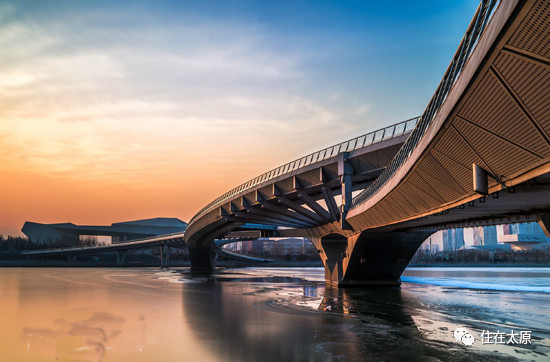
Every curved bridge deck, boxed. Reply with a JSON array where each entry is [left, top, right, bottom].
[[185, 0, 550, 286], [185, 118, 417, 269]]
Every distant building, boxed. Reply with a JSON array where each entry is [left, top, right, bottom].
[[22, 218, 187, 247], [419, 222, 550, 253], [472, 226, 483, 246], [455, 228, 465, 249], [442, 228, 464, 251], [223, 237, 316, 257], [498, 222, 549, 251], [483, 225, 498, 246], [442, 230, 453, 251]]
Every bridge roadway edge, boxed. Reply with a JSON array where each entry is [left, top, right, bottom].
[[185, 0, 550, 286], [183, 129, 412, 271], [346, 0, 525, 227]]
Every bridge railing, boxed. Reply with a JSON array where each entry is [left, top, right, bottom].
[[21, 231, 186, 255], [351, 0, 499, 208], [190, 116, 419, 224]]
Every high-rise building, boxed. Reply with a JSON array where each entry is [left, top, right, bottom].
[[472, 226, 483, 246], [442, 228, 465, 251], [455, 228, 465, 249], [483, 225, 497, 246], [442, 229, 453, 251]]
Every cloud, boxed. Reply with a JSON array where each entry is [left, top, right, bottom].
[[0, 71, 36, 88], [0, 1, 377, 191]]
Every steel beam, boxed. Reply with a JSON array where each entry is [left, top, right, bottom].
[[243, 206, 315, 227], [225, 213, 306, 228], [297, 192, 331, 220], [278, 197, 328, 223], [321, 187, 340, 222], [261, 202, 321, 225], [338, 152, 353, 229]]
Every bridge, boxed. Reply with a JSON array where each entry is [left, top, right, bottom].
[[21, 232, 269, 267], [184, 0, 550, 286], [21, 232, 185, 267]]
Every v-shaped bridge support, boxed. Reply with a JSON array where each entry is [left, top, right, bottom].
[[311, 230, 432, 287]]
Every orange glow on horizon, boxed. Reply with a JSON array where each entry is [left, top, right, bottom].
[[2, 0, 466, 236]]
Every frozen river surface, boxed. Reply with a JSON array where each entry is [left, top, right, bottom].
[[0, 267, 549, 361]]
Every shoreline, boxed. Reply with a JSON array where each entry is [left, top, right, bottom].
[[1, 261, 548, 268]]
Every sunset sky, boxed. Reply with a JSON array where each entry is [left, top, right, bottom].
[[1, 0, 479, 236]]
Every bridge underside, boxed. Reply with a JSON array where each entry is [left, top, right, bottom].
[[347, 0, 550, 232], [310, 230, 432, 287], [185, 0, 550, 287]]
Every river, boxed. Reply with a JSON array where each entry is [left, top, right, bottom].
[[0, 267, 548, 361]]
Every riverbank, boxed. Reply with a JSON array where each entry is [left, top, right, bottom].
[[409, 262, 550, 267], [0, 256, 322, 268]]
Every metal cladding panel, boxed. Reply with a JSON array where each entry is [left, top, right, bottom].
[[454, 115, 541, 177], [362, 204, 383, 227], [433, 126, 488, 170], [382, 193, 409, 219], [406, 172, 445, 207], [509, 1, 550, 58], [416, 155, 465, 201], [495, 52, 550, 134], [367, 205, 390, 227], [373, 201, 399, 223], [370, 206, 385, 225], [429, 149, 473, 196], [393, 188, 422, 214], [394, 183, 431, 212], [459, 69, 549, 157]]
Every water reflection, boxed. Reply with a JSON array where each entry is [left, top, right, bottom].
[[178, 272, 445, 361], [6, 268, 212, 362], [178, 268, 550, 361], [3, 268, 549, 361], [21, 313, 126, 361], [181, 279, 320, 360]]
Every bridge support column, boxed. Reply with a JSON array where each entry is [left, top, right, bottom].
[[188, 241, 216, 272], [313, 230, 431, 287], [186, 221, 244, 272], [116, 251, 126, 266], [538, 214, 550, 237], [338, 152, 353, 230], [160, 244, 171, 268]]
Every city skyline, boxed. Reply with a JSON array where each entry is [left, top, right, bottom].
[[1, 1, 479, 236]]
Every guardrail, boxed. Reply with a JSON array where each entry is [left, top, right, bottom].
[[189, 116, 419, 224], [21, 231, 186, 255], [351, 0, 499, 208]]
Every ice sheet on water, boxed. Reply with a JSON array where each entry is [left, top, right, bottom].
[[401, 276, 550, 293]]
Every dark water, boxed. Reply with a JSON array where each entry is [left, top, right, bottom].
[[1, 267, 549, 361]]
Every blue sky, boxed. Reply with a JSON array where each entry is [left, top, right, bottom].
[[0, 0, 481, 234]]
